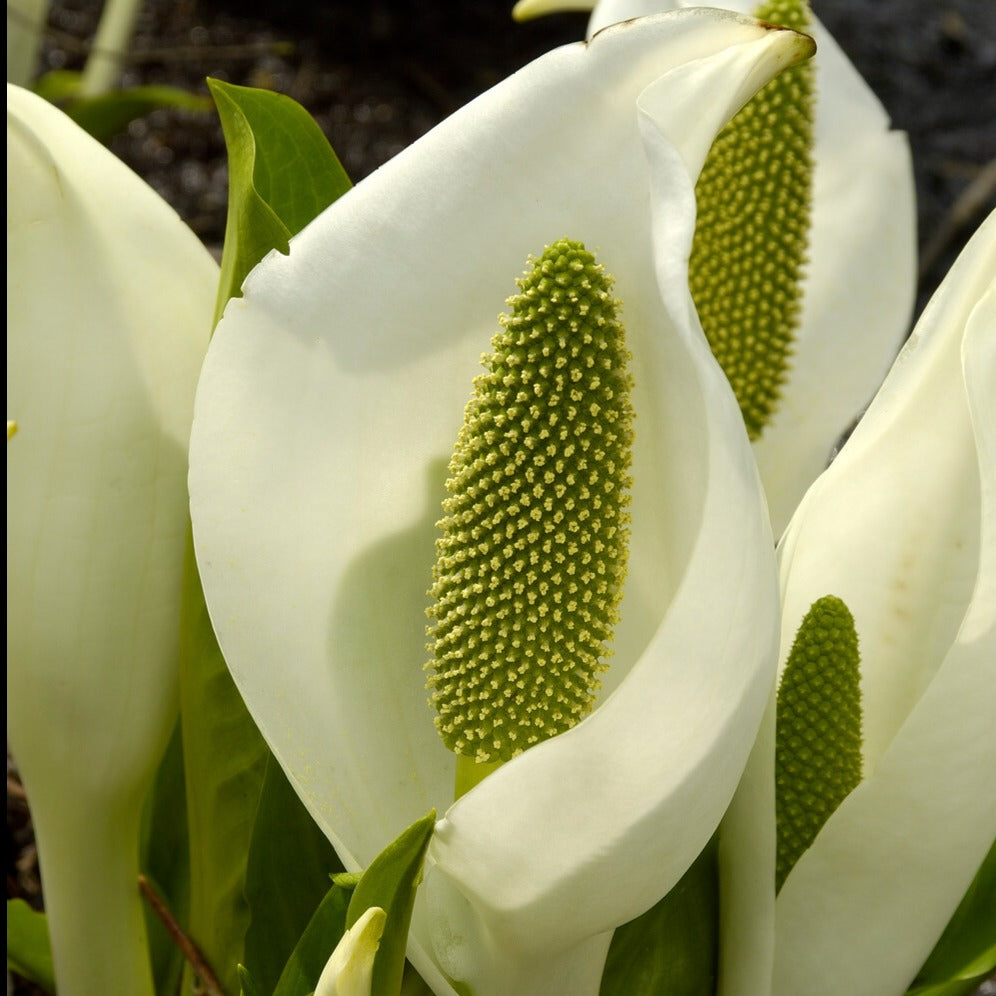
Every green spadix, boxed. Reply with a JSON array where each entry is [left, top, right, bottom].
[[690, 0, 815, 440], [426, 238, 634, 796], [776, 593, 863, 892]]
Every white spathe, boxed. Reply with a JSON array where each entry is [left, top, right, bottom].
[[514, 0, 917, 534], [724, 212, 996, 996], [772, 211, 996, 996], [189, 12, 809, 995], [6, 84, 216, 995]]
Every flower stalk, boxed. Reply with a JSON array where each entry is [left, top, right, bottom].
[[6, 82, 215, 995]]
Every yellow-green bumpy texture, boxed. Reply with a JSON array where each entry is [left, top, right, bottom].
[[776, 594, 863, 892], [426, 239, 634, 765], [690, 0, 814, 439]]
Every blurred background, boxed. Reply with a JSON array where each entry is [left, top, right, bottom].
[[6, 0, 996, 993], [14, 0, 996, 312]]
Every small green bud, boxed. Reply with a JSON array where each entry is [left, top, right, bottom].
[[690, 0, 815, 440], [426, 239, 634, 774], [776, 594, 863, 892]]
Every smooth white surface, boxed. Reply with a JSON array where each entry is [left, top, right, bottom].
[[6, 83, 216, 994], [770, 213, 995, 996], [516, 0, 917, 534], [189, 12, 802, 994]]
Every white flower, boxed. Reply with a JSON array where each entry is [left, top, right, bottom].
[[726, 210, 996, 996], [189, 12, 810, 995], [514, 0, 917, 533], [6, 83, 216, 995]]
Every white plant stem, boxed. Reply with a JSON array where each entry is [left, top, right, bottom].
[[27, 774, 155, 996], [79, 0, 143, 97]]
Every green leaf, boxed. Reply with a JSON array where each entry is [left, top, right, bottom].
[[267, 829, 434, 996], [242, 753, 345, 994], [33, 70, 211, 143], [140, 721, 191, 996], [906, 975, 996, 996], [272, 877, 358, 996], [6, 899, 55, 993], [346, 812, 436, 996], [66, 86, 212, 143], [239, 963, 265, 996], [33, 69, 86, 103], [400, 963, 435, 996], [599, 834, 719, 996], [207, 78, 352, 325], [178, 82, 351, 996], [178, 533, 269, 996], [907, 840, 996, 996]]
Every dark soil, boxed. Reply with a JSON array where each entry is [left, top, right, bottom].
[[32, 0, 996, 312], [8, 0, 996, 993]]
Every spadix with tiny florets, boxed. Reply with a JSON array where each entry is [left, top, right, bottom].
[[426, 239, 634, 790], [513, 0, 916, 534]]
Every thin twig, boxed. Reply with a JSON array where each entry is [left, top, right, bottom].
[[138, 874, 227, 996]]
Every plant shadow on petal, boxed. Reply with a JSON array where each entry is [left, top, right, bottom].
[[325, 458, 455, 863]]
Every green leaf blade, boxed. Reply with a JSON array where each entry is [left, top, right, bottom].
[[242, 754, 344, 994], [907, 840, 996, 996], [207, 79, 352, 325], [6, 899, 56, 994], [347, 812, 436, 996], [32, 70, 212, 142], [180, 81, 352, 994], [179, 535, 269, 996], [272, 878, 357, 996], [140, 722, 191, 996], [599, 835, 719, 996]]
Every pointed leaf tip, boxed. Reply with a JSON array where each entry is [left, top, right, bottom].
[[346, 812, 435, 996], [207, 78, 351, 324]]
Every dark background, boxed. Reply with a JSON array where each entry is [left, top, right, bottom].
[[7, 0, 996, 992], [31, 0, 996, 313]]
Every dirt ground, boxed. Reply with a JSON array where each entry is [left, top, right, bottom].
[[7, 0, 996, 993]]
